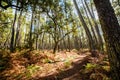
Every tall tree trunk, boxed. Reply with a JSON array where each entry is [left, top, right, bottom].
[[73, 0, 95, 51], [74, 36, 80, 51], [78, 35, 83, 50], [81, 0, 98, 48], [67, 34, 71, 52], [41, 32, 45, 50], [49, 34, 52, 50], [35, 34, 38, 50], [53, 41, 58, 54], [93, 0, 120, 80], [61, 26, 67, 51], [10, 4, 18, 52], [118, 0, 120, 5], [14, 9, 23, 48], [84, 0, 104, 51], [90, 1, 95, 19], [29, 11, 34, 50]]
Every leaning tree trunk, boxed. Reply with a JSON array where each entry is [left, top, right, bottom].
[[73, 0, 95, 51], [84, 0, 104, 51], [81, 0, 98, 48], [93, 0, 120, 80]]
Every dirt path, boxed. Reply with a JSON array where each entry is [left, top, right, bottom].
[[0, 46, 106, 80], [32, 53, 91, 80], [1, 50, 107, 80]]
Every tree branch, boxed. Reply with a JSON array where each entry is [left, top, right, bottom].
[[0, 4, 23, 9]]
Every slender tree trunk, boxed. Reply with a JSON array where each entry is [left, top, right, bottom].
[[84, 0, 104, 51], [41, 32, 45, 50], [74, 36, 80, 51], [78, 35, 83, 50], [90, 1, 95, 19], [53, 41, 58, 54], [35, 34, 38, 50], [118, 0, 120, 5], [10, 5, 18, 52], [93, 0, 120, 80], [62, 29, 67, 51], [14, 9, 23, 48], [48, 34, 51, 50], [73, 0, 95, 51], [81, 0, 98, 48], [67, 34, 71, 52], [29, 11, 34, 50]]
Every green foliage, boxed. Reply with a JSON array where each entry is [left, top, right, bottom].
[[90, 73, 110, 80], [64, 61, 71, 68], [64, 59, 72, 68], [83, 62, 110, 80], [85, 63, 97, 70], [0, 8, 13, 48], [15, 64, 42, 79], [43, 58, 53, 63], [102, 66, 110, 72], [0, 50, 10, 71], [25, 64, 41, 78], [0, 66, 5, 70], [84, 63, 97, 73]]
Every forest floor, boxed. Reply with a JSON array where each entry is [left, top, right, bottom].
[[0, 49, 110, 80]]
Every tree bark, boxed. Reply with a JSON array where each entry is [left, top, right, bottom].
[[81, 0, 98, 49], [84, 0, 104, 51], [73, 0, 95, 51], [35, 34, 38, 50], [29, 10, 34, 50], [53, 41, 58, 54], [10, 4, 18, 52], [14, 9, 23, 48], [93, 0, 120, 80], [74, 36, 80, 51]]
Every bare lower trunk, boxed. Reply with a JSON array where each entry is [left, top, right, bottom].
[[93, 0, 120, 80], [53, 41, 58, 54]]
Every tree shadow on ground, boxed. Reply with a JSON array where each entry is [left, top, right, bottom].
[[32, 55, 91, 80]]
